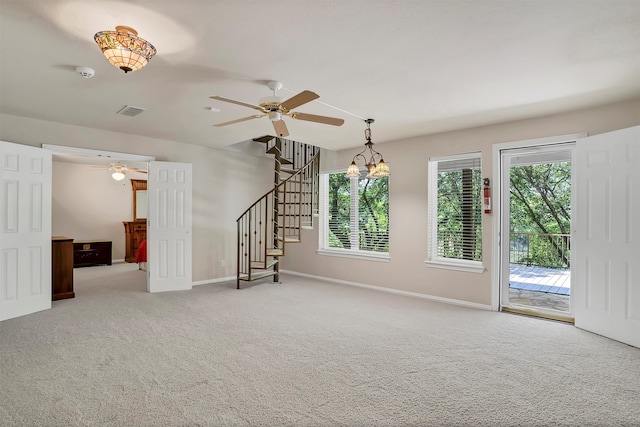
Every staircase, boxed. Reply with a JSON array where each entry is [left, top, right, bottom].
[[236, 136, 320, 289]]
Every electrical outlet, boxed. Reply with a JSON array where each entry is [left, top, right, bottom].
[[220, 259, 225, 267]]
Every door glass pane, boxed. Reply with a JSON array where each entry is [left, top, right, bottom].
[[504, 149, 572, 314]]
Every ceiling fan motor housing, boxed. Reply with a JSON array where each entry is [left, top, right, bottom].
[[259, 96, 284, 109]]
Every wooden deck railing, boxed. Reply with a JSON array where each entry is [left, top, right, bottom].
[[510, 232, 570, 269]]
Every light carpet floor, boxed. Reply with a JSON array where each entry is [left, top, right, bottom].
[[1, 263, 639, 426]]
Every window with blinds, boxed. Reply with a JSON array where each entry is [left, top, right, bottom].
[[428, 153, 482, 264], [320, 172, 389, 256]]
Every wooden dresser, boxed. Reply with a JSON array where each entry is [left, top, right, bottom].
[[123, 220, 147, 263], [73, 240, 112, 267], [52, 236, 74, 300]]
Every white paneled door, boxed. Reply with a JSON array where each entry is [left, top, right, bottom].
[[0, 141, 52, 321], [574, 126, 640, 348], [147, 161, 193, 293]]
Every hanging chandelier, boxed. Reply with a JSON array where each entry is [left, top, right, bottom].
[[94, 26, 157, 73], [346, 119, 390, 178]]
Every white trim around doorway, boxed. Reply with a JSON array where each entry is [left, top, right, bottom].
[[490, 133, 585, 312]]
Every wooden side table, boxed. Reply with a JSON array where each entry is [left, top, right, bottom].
[[73, 240, 112, 267]]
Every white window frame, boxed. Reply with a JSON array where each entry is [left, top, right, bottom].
[[318, 170, 390, 262], [426, 152, 484, 273]]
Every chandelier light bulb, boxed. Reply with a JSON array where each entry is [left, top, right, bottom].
[[374, 159, 390, 177], [346, 161, 361, 177]]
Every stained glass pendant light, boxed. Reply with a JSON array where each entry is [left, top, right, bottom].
[[94, 26, 157, 73], [346, 119, 390, 178]]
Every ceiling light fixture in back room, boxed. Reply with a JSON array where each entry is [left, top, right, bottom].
[[94, 26, 157, 73], [92, 163, 148, 181]]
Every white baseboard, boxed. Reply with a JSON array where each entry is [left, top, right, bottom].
[[192, 275, 236, 287], [280, 270, 493, 311]]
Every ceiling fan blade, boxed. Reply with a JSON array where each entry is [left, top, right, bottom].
[[128, 168, 148, 174], [291, 112, 344, 126], [280, 90, 319, 111], [272, 119, 289, 137], [209, 96, 265, 112], [214, 115, 264, 127]]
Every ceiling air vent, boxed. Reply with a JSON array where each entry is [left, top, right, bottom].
[[117, 105, 146, 117]]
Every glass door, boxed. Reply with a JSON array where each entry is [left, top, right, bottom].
[[500, 144, 574, 320]]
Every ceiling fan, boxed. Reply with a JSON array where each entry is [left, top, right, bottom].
[[93, 163, 147, 181], [209, 81, 344, 137]]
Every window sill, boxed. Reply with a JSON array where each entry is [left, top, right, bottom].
[[317, 248, 390, 262], [424, 258, 485, 273]]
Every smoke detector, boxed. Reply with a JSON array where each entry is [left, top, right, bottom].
[[75, 66, 95, 78]]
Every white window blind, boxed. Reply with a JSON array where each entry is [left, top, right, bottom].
[[320, 172, 389, 255], [428, 154, 482, 263]]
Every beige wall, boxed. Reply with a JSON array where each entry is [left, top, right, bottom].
[[1, 113, 274, 283], [282, 99, 640, 306]]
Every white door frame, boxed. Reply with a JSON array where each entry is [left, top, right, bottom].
[[42, 145, 155, 164], [491, 133, 584, 312]]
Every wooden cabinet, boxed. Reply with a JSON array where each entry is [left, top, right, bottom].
[[73, 240, 112, 267], [123, 220, 146, 263], [52, 236, 74, 301]]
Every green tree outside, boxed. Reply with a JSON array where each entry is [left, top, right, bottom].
[[509, 162, 571, 268], [328, 174, 389, 252]]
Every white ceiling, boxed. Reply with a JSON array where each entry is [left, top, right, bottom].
[[1, 1, 639, 152]]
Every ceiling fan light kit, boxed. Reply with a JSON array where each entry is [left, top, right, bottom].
[[94, 26, 157, 73], [97, 163, 147, 181], [268, 111, 281, 122], [210, 81, 344, 137], [346, 119, 390, 179]]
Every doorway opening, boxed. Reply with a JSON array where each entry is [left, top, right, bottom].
[[44, 145, 153, 291], [498, 142, 575, 322]]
